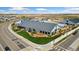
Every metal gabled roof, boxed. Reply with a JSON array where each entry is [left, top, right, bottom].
[[18, 20, 57, 32]]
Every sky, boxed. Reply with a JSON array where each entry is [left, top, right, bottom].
[[0, 7, 79, 14]]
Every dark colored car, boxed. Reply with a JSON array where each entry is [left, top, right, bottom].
[[72, 30, 78, 35], [5, 46, 11, 51]]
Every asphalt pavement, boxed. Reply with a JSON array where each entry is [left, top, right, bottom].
[[0, 21, 30, 51], [50, 30, 79, 51]]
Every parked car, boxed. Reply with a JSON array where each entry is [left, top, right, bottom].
[[72, 30, 78, 35], [5, 46, 11, 51]]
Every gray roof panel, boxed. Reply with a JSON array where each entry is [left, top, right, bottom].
[[18, 20, 57, 32]]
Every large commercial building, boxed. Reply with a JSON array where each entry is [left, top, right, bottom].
[[59, 19, 79, 25], [16, 20, 60, 35], [57, 19, 75, 27], [68, 18, 79, 25]]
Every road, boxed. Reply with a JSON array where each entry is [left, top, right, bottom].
[[0, 21, 30, 51], [50, 30, 79, 51]]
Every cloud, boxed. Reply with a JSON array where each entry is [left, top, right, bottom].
[[6, 11, 16, 14], [62, 7, 79, 14], [0, 10, 7, 14], [0, 9, 16, 14], [36, 8, 47, 11], [67, 7, 79, 11], [4, 7, 31, 14], [1, 7, 79, 14], [35, 7, 79, 14], [9, 7, 30, 11]]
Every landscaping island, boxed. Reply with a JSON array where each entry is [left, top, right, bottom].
[[17, 30, 60, 44]]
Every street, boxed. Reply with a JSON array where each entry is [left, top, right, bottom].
[[0, 21, 30, 51], [50, 30, 79, 51]]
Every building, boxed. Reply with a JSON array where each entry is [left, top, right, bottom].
[[57, 18, 79, 30], [59, 19, 75, 25], [60, 18, 79, 25], [16, 20, 60, 35], [68, 18, 79, 25], [0, 15, 16, 22]]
